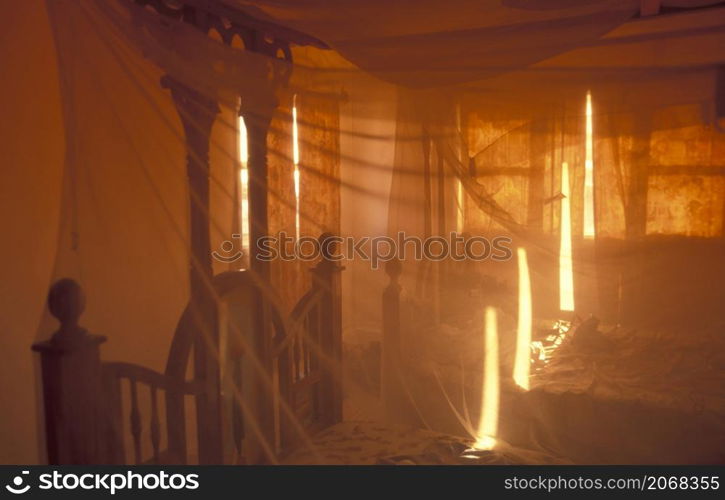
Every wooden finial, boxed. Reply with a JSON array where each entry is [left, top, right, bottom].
[[47, 278, 86, 341]]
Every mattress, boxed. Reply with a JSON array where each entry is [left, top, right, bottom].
[[531, 323, 725, 418]]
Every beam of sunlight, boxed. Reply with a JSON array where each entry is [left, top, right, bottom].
[[475, 306, 499, 450], [456, 102, 465, 233], [513, 247, 532, 390], [583, 91, 595, 239], [292, 95, 301, 240], [238, 115, 250, 260], [293, 167, 300, 240], [559, 162, 575, 312], [292, 95, 300, 167]]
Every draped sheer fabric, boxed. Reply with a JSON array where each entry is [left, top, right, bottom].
[[37, 0, 725, 394]]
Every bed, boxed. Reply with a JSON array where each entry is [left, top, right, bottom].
[[398, 303, 725, 464], [36, 260, 572, 465]]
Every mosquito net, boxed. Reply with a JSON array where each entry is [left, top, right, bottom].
[[1, 0, 723, 464]]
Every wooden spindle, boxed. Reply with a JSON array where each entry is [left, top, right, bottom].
[[382, 259, 405, 423], [129, 380, 142, 464], [301, 317, 309, 380], [304, 313, 311, 378], [293, 330, 301, 382], [150, 386, 161, 463], [102, 373, 125, 464], [309, 303, 320, 372], [162, 75, 223, 465], [231, 358, 245, 461], [302, 326, 308, 380], [311, 305, 322, 421], [277, 344, 293, 451]]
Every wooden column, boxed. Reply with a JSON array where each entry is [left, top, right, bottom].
[[238, 88, 279, 462], [314, 233, 344, 426], [162, 76, 222, 464], [240, 95, 277, 282], [32, 279, 106, 464], [232, 30, 293, 460], [381, 259, 406, 424]]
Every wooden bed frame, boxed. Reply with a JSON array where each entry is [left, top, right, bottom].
[[33, 242, 342, 465], [31, 0, 346, 467]]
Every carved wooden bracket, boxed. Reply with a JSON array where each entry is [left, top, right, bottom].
[[131, 0, 325, 56]]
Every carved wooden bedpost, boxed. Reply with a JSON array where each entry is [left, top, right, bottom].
[[32, 279, 106, 464], [382, 259, 405, 423], [240, 92, 275, 284], [235, 32, 295, 462], [162, 76, 223, 465], [112, 0, 329, 464], [237, 91, 278, 462], [314, 233, 344, 426]]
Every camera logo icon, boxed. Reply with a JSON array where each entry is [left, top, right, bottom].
[[212, 234, 244, 263], [5, 471, 30, 495]]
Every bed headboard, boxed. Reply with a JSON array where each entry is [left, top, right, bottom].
[[276, 257, 343, 454], [213, 258, 343, 463]]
